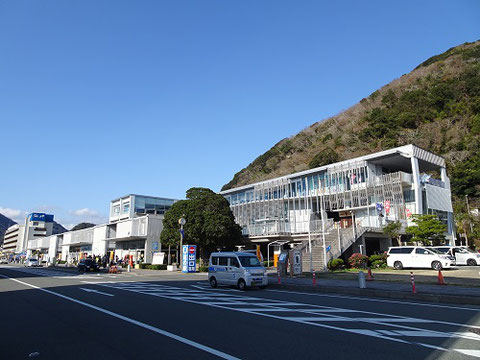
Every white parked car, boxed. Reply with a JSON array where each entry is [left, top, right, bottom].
[[0, 258, 8, 264], [208, 252, 268, 290], [433, 246, 480, 266], [24, 258, 39, 267], [387, 246, 455, 270]]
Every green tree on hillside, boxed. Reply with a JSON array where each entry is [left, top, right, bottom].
[[405, 214, 447, 246], [160, 188, 242, 259]]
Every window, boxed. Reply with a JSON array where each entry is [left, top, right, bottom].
[[218, 257, 228, 266], [113, 205, 120, 215], [238, 256, 261, 267], [123, 203, 130, 214], [389, 247, 413, 254], [415, 248, 429, 255], [403, 189, 415, 203], [229, 257, 240, 267], [211, 256, 219, 265], [32, 222, 39, 226]]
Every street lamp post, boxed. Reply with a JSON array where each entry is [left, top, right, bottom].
[[178, 215, 186, 269]]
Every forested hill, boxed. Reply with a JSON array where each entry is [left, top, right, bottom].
[[222, 40, 480, 203], [0, 214, 16, 245]]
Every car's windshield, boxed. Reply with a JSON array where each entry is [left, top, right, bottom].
[[462, 248, 477, 253], [238, 256, 262, 267], [28, 258, 37, 261], [428, 248, 443, 254], [435, 248, 449, 253]]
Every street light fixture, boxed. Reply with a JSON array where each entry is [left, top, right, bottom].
[[178, 215, 186, 269]]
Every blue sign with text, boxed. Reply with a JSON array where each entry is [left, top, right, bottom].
[[182, 245, 196, 273], [29, 213, 54, 222]]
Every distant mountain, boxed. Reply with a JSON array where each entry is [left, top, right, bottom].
[[70, 222, 95, 231], [0, 214, 17, 245], [52, 221, 67, 235], [222, 40, 480, 204]]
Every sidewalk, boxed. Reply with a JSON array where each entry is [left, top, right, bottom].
[[268, 272, 480, 306]]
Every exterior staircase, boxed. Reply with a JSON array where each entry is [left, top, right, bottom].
[[298, 225, 370, 272]]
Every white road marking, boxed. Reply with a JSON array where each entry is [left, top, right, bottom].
[[0, 274, 240, 360], [95, 282, 480, 357], [266, 288, 480, 312], [455, 349, 480, 357], [80, 288, 115, 297]]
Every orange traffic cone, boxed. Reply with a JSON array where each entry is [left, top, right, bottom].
[[366, 267, 375, 281], [437, 270, 447, 285]]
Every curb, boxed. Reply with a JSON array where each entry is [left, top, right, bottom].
[[268, 282, 480, 306]]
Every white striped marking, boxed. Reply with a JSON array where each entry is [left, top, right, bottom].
[[0, 274, 239, 360]]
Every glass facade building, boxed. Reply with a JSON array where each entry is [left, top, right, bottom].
[[220, 145, 455, 269]]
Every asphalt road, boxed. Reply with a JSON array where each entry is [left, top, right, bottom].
[[1, 265, 480, 360]]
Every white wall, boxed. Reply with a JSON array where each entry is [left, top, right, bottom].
[[92, 225, 108, 255], [116, 220, 132, 238], [145, 216, 163, 263]]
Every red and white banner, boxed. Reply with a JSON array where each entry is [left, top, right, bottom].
[[385, 200, 391, 215]]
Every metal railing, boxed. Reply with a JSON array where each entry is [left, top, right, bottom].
[[243, 218, 335, 237]]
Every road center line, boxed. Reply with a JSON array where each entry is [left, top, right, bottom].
[[0, 274, 240, 360]]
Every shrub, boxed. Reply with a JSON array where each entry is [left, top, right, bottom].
[[327, 258, 344, 271], [142, 264, 167, 270], [198, 266, 209, 272], [348, 253, 369, 268], [371, 260, 387, 269]]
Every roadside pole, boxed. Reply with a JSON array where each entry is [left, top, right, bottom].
[[178, 216, 186, 270]]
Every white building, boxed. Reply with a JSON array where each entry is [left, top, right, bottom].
[[26, 195, 176, 264], [220, 144, 454, 270], [3, 213, 55, 255]]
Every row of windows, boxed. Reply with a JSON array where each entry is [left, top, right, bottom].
[[226, 168, 369, 205]]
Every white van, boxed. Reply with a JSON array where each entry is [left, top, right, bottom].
[[387, 246, 455, 270], [433, 246, 480, 266], [208, 252, 268, 290]]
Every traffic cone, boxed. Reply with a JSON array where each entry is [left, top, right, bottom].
[[366, 267, 375, 281], [437, 270, 447, 285]]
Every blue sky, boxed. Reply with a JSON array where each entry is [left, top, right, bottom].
[[1, 0, 479, 228]]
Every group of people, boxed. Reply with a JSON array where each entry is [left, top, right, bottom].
[[67, 253, 145, 268]]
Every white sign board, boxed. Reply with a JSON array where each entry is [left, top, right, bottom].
[[152, 252, 165, 265]]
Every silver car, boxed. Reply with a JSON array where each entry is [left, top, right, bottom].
[[208, 252, 268, 290], [24, 258, 39, 267]]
